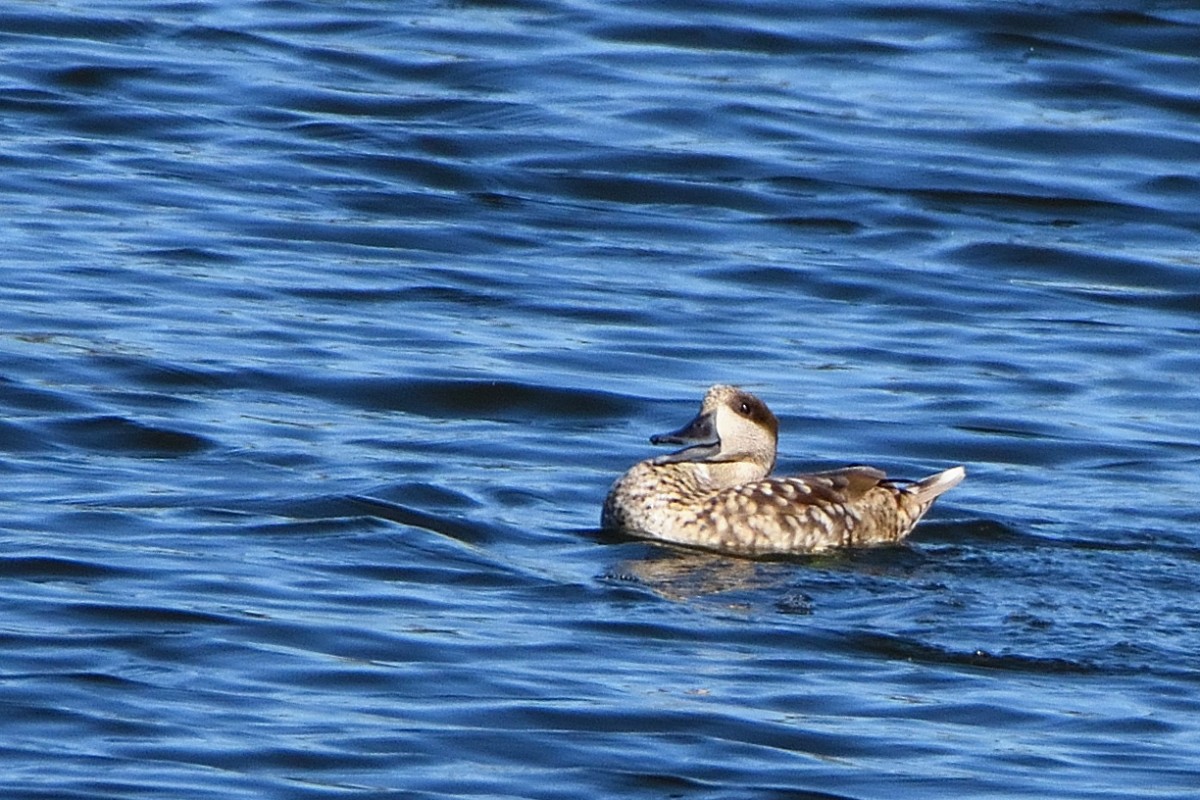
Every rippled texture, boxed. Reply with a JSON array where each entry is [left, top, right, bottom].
[[3, 1, 1200, 797]]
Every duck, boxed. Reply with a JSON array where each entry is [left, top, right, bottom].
[[602, 385, 964, 556]]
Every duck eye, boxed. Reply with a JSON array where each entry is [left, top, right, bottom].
[[739, 401, 751, 415]]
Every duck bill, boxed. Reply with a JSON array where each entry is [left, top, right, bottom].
[[650, 411, 721, 464]]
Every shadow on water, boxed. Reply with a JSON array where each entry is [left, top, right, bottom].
[[345, 492, 496, 547], [42, 414, 216, 457], [240, 375, 643, 423], [845, 629, 1100, 675]]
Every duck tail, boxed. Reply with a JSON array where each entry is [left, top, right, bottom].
[[910, 465, 966, 504]]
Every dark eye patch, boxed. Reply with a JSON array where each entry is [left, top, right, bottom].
[[731, 391, 779, 438], [734, 394, 762, 419]]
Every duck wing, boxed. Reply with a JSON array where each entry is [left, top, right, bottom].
[[700, 465, 962, 554]]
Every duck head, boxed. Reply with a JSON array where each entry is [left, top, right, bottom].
[[650, 385, 778, 481]]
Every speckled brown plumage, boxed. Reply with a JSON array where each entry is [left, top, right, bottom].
[[602, 385, 964, 556]]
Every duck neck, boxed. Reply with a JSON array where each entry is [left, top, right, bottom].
[[693, 458, 773, 490]]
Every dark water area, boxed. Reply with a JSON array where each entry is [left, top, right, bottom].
[[3, 0, 1200, 797]]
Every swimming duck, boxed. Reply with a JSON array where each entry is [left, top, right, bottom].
[[602, 385, 964, 556]]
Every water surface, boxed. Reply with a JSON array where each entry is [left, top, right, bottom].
[[2, 1, 1200, 798]]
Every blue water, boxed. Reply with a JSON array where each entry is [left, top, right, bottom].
[[3, 1, 1200, 797]]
